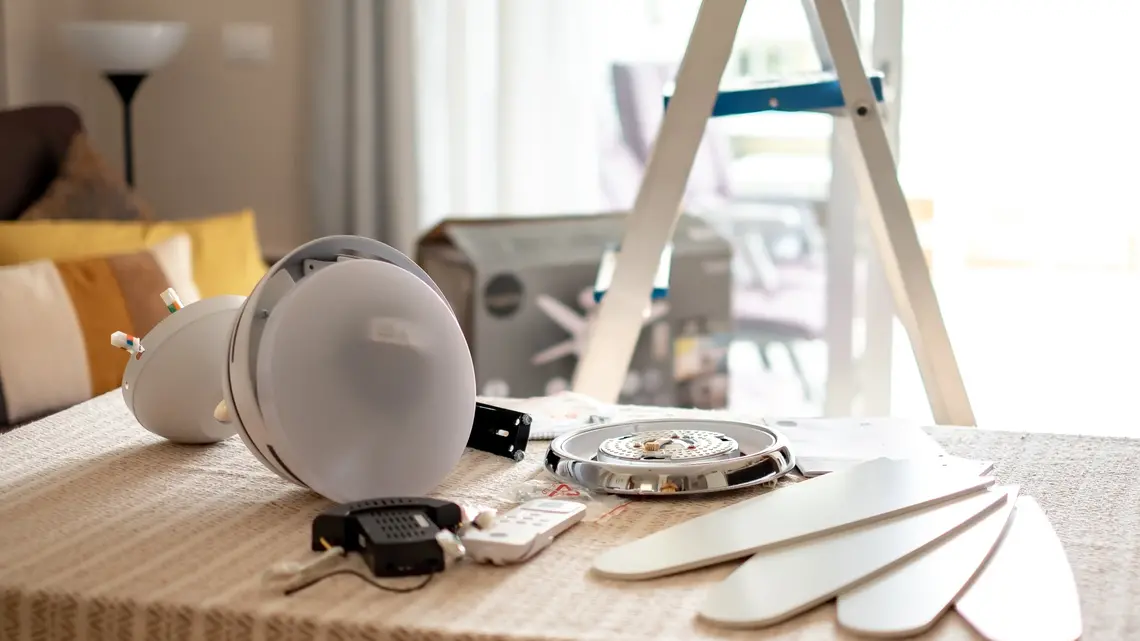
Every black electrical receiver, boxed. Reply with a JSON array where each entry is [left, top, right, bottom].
[[468, 402, 532, 461], [312, 497, 464, 577]]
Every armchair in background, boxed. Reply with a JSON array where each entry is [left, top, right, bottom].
[[604, 61, 837, 402]]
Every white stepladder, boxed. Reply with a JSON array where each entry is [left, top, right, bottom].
[[572, 0, 975, 426]]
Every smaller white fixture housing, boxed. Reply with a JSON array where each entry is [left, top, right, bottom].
[[122, 295, 245, 444]]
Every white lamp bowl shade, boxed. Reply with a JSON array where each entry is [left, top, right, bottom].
[[122, 295, 245, 444], [222, 236, 477, 503], [61, 21, 188, 73]]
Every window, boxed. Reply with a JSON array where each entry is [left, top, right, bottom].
[[890, 0, 1140, 434]]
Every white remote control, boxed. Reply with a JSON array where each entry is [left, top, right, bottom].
[[462, 499, 586, 565]]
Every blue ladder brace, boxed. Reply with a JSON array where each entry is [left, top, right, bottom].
[[667, 71, 884, 116]]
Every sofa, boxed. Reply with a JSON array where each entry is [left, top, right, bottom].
[[0, 104, 85, 221], [0, 104, 269, 430]]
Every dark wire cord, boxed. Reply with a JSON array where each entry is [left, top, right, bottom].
[[284, 568, 435, 596]]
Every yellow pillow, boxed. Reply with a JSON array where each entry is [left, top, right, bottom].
[[0, 209, 266, 298]]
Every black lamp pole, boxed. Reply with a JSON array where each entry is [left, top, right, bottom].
[[105, 72, 148, 187]]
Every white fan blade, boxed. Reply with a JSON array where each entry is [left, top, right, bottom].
[[837, 485, 1019, 637], [955, 496, 1082, 641], [699, 487, 1012, 629], [531, 340, 577, 366], [593, 458, 995, 580], [535, 295, 588, 334]]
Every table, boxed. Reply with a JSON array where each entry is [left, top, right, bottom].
[[2, 392, 1138, 640]]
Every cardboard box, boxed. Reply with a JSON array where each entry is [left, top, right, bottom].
[[417, 213, 733, 409]]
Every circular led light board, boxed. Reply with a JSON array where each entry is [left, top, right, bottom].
[[545, 418, 794, 496]]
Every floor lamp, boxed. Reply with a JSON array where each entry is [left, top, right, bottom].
[[61, 21, 188, 186]]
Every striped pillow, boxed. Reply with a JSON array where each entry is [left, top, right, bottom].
[[0, 234, 201, 426]]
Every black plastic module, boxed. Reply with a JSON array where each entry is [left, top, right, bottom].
[[468, 402, 532, 461], [311, 497, 463, 577]]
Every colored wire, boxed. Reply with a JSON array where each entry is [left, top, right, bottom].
[[284, 569, 435, 596], [160, 288, 184, 313], [110, 331, 143, 355]]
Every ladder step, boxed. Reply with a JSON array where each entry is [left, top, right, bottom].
[[665, 71, 884, 118]]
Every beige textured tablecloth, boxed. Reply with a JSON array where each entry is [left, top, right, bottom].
[[1, 392, 1137, 641]]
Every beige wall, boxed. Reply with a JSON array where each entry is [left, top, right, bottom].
[[1, 0, 311, 257], [1, 0, 99, 110]]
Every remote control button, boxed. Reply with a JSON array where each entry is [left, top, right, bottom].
[[530, 500, 581, 513]]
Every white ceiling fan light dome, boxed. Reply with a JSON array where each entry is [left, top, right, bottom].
[[222, 236, 476, 503]]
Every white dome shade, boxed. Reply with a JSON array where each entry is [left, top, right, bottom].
[[224, 236, 476, 503], [61, 21, 188, 73]]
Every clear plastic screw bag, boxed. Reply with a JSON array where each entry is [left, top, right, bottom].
[[502, 473, 631, 523]]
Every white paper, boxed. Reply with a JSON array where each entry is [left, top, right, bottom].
[[763, 416, 951, 476]]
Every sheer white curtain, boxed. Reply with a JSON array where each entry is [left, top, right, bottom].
[[308, 0, 612, 256], [414, 0, 610, 223]]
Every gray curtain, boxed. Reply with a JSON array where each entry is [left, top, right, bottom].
[[306, 0, 420, 255]]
